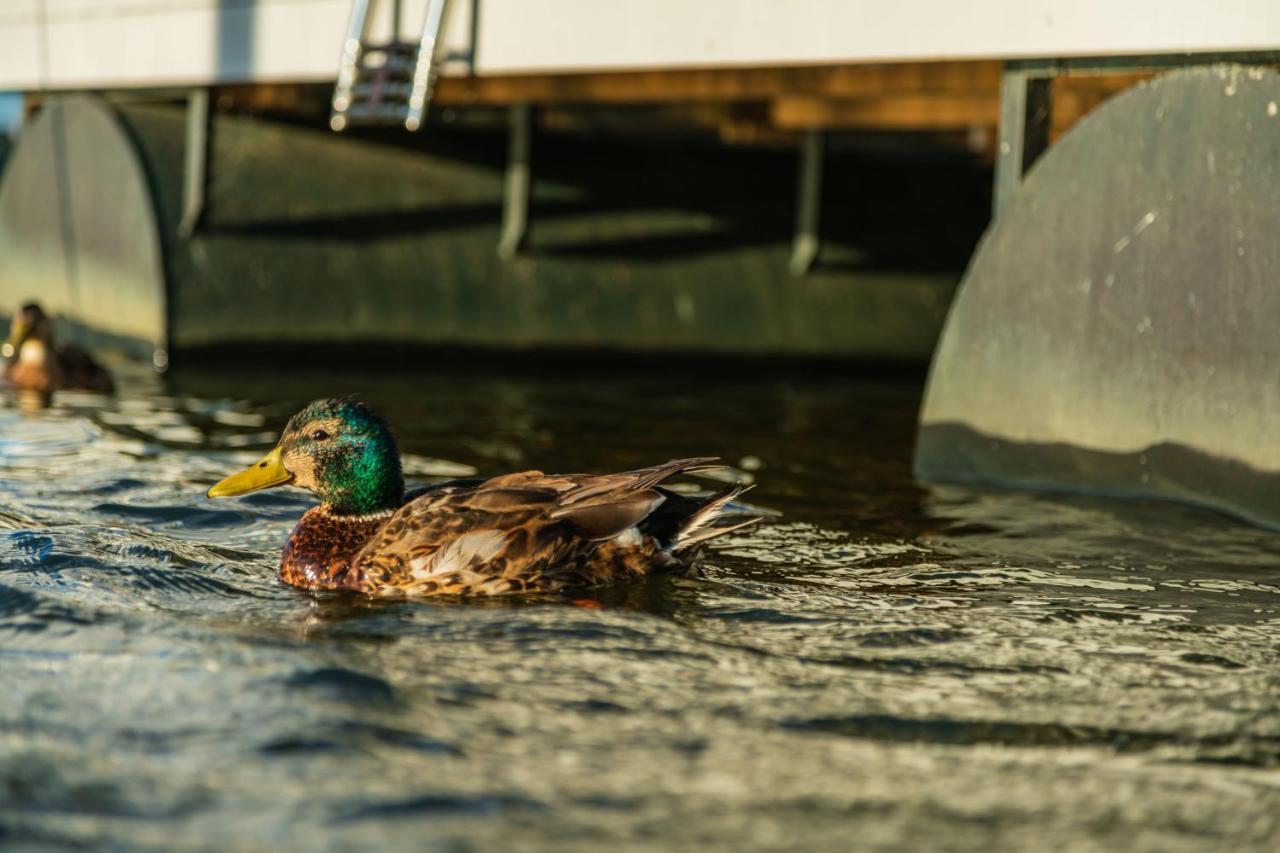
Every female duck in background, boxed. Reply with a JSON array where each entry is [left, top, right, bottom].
[[3, 302, 115, 404]]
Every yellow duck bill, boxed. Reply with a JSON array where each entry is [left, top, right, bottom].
[[207, 446, 293, 498], [4, 320, 28, 359]]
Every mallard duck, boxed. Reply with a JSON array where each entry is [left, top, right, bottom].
[[3, 302, 115, 396], [207, 398, 760, 596]]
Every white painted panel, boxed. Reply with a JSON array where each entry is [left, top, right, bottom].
[[0, 0, 1275, 90], [0, 1, 43, 21], [0, 0, 474, 89], [0, 2, 45, 88], [32, 0, 352, 88], [472, 0, 1280, 73], [0, 26, 42, 90]]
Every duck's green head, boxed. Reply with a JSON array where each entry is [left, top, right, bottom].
[[208, 398, 405, 516]]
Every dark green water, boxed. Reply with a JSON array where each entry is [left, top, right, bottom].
[[2, 359, 1278, 850]]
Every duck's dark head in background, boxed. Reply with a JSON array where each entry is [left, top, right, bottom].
[[4, 302, 52, 360]]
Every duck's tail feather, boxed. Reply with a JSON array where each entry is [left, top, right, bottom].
[[672, 484, 762, 552]]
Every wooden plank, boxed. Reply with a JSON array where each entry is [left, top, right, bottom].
[[215, 65, 1155, 139], [769, 75, 1151, 136], [433, 61, 1003, 106], [770, 93, 999, 131], [1051, 73, 1153, 141], [206, 66, 1155, 140]]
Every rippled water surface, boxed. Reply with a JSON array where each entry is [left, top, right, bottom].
[[2, 359, 1278, 851]]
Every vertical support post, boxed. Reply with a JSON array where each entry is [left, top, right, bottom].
[[789, 129, 823, 276], [497, 102, 532, 260], [993, 65, 1053, 219], [178, 88, 210, 238]]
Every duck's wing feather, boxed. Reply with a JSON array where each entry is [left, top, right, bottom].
[[402, 477, 485, 503], [355, 458, 720, 594], [56, 344, 114, 394]]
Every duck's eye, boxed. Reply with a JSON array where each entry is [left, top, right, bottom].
[[310, 429, 331, 442]]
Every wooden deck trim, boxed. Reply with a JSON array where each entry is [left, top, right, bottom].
[[771, 93, 1000, 131], [433, 61, 1006, 106]]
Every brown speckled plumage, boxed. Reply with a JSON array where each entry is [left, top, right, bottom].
[[279, 506, 390, 591], [209, 399, 762, 598], [281, 460, 755, 596]]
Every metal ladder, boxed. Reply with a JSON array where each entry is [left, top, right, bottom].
[[330, 0, 454, 132]]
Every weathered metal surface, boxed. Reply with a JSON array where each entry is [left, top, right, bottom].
[[110, 101, 981, 360], [916, 65, 1280, 527], [992, 67, 1052, 219], [0, 96, 166, 364]]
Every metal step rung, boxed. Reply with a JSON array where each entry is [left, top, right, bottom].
[[330, 0, 455, 132], [351, 82, 414, 100], [358, 42, 419, 57], [355, 60, 416, 80], [341, 103, 415, 122]]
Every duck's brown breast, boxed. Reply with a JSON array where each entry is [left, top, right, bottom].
[[279, 507, 391, 592], [5, 354, 61, 393]]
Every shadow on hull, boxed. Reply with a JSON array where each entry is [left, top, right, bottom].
[[917, 422, 1280, 531]]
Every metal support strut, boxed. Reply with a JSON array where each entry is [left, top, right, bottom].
[[993, 65, 1053, 219], [178, 88, 210, 237], [497, 103, 532, 259], [789, 129, 823, 276]]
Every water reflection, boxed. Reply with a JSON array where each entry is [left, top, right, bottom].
[[0, 356, 1277, 849]]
